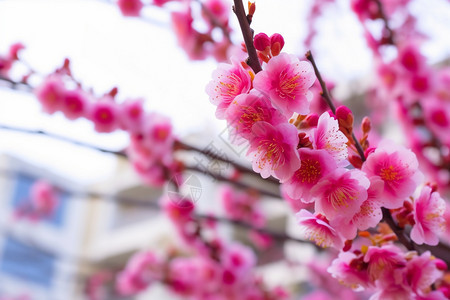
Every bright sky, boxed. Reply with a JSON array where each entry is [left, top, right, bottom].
[[0, 0, 449, 183]]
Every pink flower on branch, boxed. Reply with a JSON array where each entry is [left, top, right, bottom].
[[34, 76, 65, 114], [206, 59, 252, 119], [225, 90, 286, 142], [296, 209, 344, 249], [253, 53, 315, 118], [247, 121, 300, 181], [362, 141, 423, 209], [283, 148, 337, 204], [311, 112, 349, 167], [88, 98, 119, 133], [411, 185, 446, 246], [311, 168, 370, 223]]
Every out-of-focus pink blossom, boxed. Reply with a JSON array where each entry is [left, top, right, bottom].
[[253, 53, 315, 118], [206, 58, 252, 119], [411, 185, 446, 246], [30, 180, 58, 219], [116, 251, 162, 295], [61, 89, 88, 120], [117, 0, 144, 17], [247, 121, 300, 181], [118, 98, 144, 133], [88, 98, 119, 133], [34, 76, 65, 114]]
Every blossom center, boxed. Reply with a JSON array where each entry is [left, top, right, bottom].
[[277, 69, 300, 99], [379, 165, 400, 182], [297, 159, 320, 183]]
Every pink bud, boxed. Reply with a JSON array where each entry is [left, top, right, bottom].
[[361, 116, 371, 134], [270, 33, 285, 51], [336, 106, 354, 129], [304, 113, 319, 127], [253, 33, 270, 51]]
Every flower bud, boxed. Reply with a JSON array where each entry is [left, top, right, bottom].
[[361, 116, 371, 135], [253, 33, 270, 51], [270, 33, 285, 56]]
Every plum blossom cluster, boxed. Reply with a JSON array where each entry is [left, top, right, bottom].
[[14, 180, 59, 222], [111, 196, 288, 300], [207, 20, 449, 297], [117, 0, 235, 61], [329, 245, 448, 299], [33, 60, 179, 188]]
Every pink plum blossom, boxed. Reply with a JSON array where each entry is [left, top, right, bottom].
[[61, 89, 88, 120], [296, 209, 344, 249], [221, 243, 256, 279], [116, 251, 162, 295], [141, 112, 174, 164], [118, 98, 144, 133], [311, 169, 370, 222], [253, 53, 315, 118], [117, 0, 144, 17], [225, 90, 286, 142], [411, 185, 446, 246], [34, 76, 65, 114], [405, 251, 445, 297], [247, 121, 300, 181], [327, 251, 371, 290], [206, 59, 252, 119], [30, 180, 58, 219], [311, 112, 349, 167], [362, 140, 423, 209], [88, 98, 119, 133], [283, 148, 337, 203], [220, 186, 265, 227], [363, 245, 406, 284]]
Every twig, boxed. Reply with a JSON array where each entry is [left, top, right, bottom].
[[232, 0, 262, 74], [305, 50, 425, 255], [305, 51, 366, 161], [175, 140, 279, 184], [186, 164, 281, 199], [0, 124, 127, 157], [373, 0, 395, 45]]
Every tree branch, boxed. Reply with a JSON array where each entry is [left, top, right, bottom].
[[232, 0, 262, 74]]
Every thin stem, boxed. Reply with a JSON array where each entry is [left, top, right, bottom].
[[175, 140, 279, 184], [195, 213, 314, 246], [232, 0, 262, 74], [0, 169, 304, 245], [195, 0, 232, 43], [373, 0, 395, 45], [305, 51, 366, 162], [186, 165, 281, 199], [0, 124, 127, 157], [305, 50, 425, 254]]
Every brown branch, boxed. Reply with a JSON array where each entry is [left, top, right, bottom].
[[232, 0, 262, 74], [373, 0, 395, 45], [195, 0, 232, 42], [185, 165, 281, 199], [0, 124, 127, 157], [175, 140, 279, 184], [305, 51, 366, 161]]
